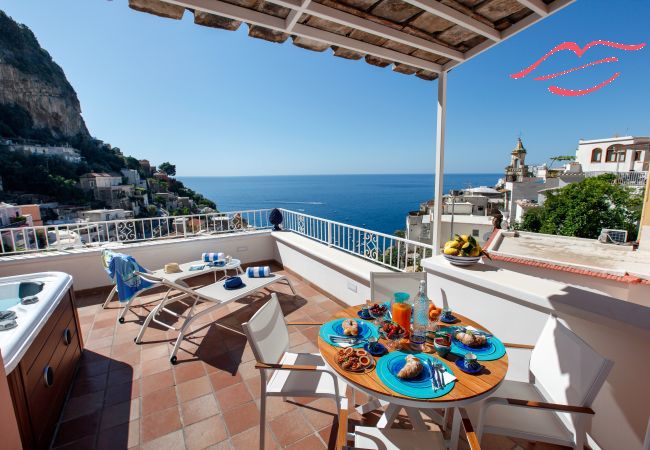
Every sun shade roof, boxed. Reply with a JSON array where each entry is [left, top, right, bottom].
[[128, 0, 574, 80]]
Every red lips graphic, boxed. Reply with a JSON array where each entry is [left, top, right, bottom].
[[511, 40, 646, 96]]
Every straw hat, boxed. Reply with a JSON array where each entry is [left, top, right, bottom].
[[164, 263, 182, 274]]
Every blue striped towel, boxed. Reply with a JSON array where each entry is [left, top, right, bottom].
[[202, 252, 225, 262], [247, 266, 271, 278]]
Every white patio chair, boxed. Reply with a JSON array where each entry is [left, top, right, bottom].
[[474, 315, 613, 449], [337, 406, 480, 450], [242, 293, 347, 450], [370, 271, 426, 304]]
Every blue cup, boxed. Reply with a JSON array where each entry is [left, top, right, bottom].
[[463, 352, 480, 370]]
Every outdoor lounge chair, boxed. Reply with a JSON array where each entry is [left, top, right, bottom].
[[337, 407, 480, 450], [243, 293, 348, 450], [135, 271, 297, 363], [472, 315, 613, 450], [102, 253, 242, 323]]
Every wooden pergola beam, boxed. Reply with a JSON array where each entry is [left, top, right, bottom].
[[398, 0, 501, 41], [516, 0, 549, 16], [160, 0, 443, 72]]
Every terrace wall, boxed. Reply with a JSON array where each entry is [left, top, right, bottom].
[[423, 256, 650, 450]]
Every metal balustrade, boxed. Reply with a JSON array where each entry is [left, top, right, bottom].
[[0, 208, 433, 272], [0, 209, 273, 255], [583, 171, 647, 186], [280, 209, 433, 272]]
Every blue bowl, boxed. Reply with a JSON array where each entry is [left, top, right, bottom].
[[364, 342, 387, 356]]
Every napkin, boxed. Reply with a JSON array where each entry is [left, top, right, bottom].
[[440, 369, 457, 384]]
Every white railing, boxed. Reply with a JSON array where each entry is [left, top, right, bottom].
[[0, 207, 433, 272], [0, 209, 273, 255], [280, 209, 433, 272], [584, 171, 647, 186]]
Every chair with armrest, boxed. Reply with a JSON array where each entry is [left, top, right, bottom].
[[337, 406, 480, 450], [242, 293, 348, 450], [474, 314, 613, 449]]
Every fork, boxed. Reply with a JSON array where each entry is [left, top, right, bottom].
[[428, 360, 439, 390], [435, 362, 446, 388]]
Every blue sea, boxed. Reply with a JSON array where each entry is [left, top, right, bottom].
[[179, 174, 501, 235]]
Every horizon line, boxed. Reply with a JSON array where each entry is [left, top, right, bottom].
[[177, 172, 503, 178]]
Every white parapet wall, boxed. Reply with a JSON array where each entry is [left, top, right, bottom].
[[0, 231, 275, 291], [272, 232, 391, 306], [423, 255, 650, 450]]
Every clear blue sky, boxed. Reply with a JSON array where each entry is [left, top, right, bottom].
[[2, 0, 649, 176]]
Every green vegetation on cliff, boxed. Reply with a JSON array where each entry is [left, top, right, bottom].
[[0, 10, 215, 212]]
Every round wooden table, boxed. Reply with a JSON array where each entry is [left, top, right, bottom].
[[318, 304, 509, 448]]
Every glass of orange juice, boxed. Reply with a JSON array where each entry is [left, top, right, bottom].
[[392, 292, 411, 337]]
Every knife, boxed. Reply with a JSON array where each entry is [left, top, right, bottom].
[[428, 360, 438, 390]]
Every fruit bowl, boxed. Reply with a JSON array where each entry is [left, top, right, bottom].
[[442, 234, 488, 266], [443, 254, 481, 266]]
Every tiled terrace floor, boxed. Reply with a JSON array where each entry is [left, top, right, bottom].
[[52, 266, 570, 450]]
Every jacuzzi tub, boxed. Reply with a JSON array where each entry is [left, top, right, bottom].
[[0, 272, 73, 373]]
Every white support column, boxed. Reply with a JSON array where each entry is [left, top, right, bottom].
[[432, 70, 447, 254]]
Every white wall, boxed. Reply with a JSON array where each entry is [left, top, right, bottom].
[[273, 232, 391, 306], [423, 256, 650, 450], [0, 232, 275, 291]]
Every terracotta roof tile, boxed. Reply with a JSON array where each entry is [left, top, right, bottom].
[[488, 253, 650, 285]]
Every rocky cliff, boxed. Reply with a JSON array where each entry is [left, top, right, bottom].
[[0, 10, 88, 140]]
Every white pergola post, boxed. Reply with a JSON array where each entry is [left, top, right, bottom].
[[432, 70, 447, 254]]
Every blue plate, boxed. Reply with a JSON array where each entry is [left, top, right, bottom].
[[438, 326, 506, 361], [319, 319, 380, 348], [357, 309, 372, 320], [376, 352, 455, 399], [364, 342, 387, 356], [454, 358, 484, 375]]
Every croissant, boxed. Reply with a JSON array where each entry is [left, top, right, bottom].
[[455, 331, 487, 347], [397, 355, 423, 379], [342, 319, 359, 336]]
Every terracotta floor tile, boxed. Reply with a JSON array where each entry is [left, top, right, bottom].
[[62, 390, 105, 421], [223, 401, 260, 436], [52, 435, 96, 450], [70, 372, 107, 398], [141, 355, 172, 377], [141, 429, 185, 450], [285, 433, 327, 449], [142, 386, 178, 417], [215, 382, 253, 412], [77, 359, 110, 378], [141, 369, 174, 396], [173, 359, 206, 383], [97, 419, 139, 450], [100, 399, 139, 430], [300, 397, 338, 431], [264, 396, 297, 421], [140, 405, 182, 443], [209, 368, 242, 390], [54, 410, 102, 447], [244, 375, 262, 399], [269, 409, 314, 447], [230, 425, 278, 450], [237, 359, 259, 380], [183, 415, 228, 450], [177, 376, 212, 403], [181, 393, 219, 426], [107, 365, 140, 386], [142, 343, 171, 361], [104, 380, 140, 407]]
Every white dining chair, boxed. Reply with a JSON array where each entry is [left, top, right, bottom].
[[242, 293, 348, 450], [370, 271, 426, 304], [473, 315, 613, 449], [338, 407, 481, 450]]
